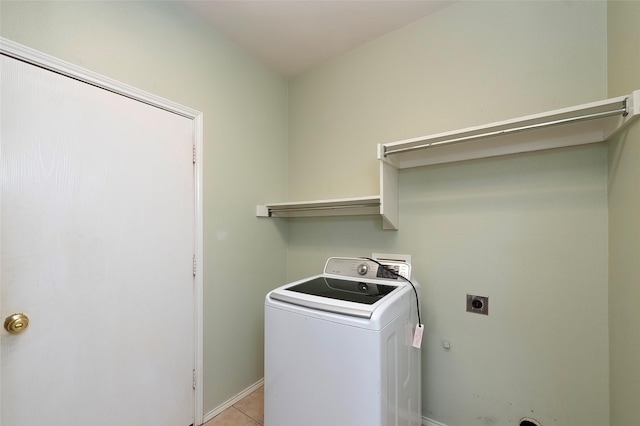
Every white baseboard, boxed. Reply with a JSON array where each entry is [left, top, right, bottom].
[[202, 378, 264, 424], [424, 416, 449, 426], [204, 384, 447, 426]]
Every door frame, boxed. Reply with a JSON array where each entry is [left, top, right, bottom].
[[0, 37, 205, 425]]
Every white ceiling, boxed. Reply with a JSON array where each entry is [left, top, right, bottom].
[[184, 1, 455, 76]]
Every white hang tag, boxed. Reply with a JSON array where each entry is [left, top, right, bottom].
[[412, 324, 424, 349]]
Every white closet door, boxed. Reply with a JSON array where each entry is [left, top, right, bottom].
[[1, 55, 195, 426]]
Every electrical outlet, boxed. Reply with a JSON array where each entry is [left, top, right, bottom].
[[466, 294, 489, 315]]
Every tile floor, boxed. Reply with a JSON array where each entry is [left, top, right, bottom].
[[204, 385, 264, 426]]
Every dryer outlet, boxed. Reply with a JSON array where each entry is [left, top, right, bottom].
[[466, 294, 489, 315]]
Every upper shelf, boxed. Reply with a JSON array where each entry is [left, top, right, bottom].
[[378, 90, 639, 169]]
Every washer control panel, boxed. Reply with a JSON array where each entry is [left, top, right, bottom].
[[324, 257, 411, 280]]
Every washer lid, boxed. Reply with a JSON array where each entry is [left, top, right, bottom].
[[287, 277, 397, 304], [269, 276, 401, 318]]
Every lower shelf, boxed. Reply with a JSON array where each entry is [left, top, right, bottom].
[[256, 163, 399, 230], [256, 195, 399, 230], [257, 195, 381, 218]]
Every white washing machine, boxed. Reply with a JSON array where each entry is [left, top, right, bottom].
[[264, 256, 422, 426]]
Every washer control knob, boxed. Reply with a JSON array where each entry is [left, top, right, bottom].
[[356, 263, 369, 275]]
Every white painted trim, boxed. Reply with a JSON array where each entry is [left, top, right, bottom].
[[0, 38, 201, 120], [423, 416, 450, 426], [203, 379, 265, 423], [193, 112, 205, 426], [0, 37, 205, 426]]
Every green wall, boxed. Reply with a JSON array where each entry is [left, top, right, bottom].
[[287, 2, 610, 425], [3, 1, 638, 424], [607, 1, 640, 425], [0, 0, 289, 415]]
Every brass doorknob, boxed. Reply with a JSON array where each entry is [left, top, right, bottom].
[[4, 313, 29, 334]]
